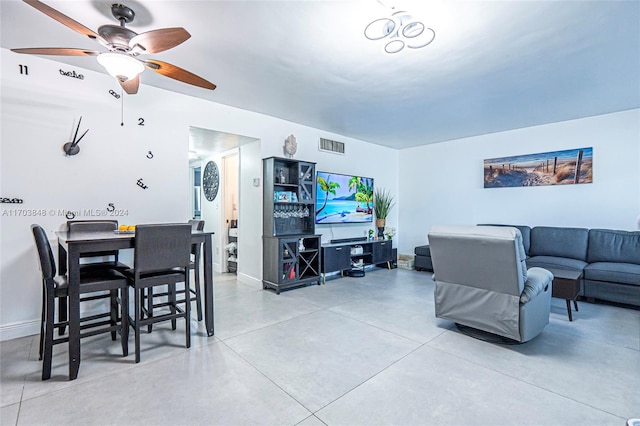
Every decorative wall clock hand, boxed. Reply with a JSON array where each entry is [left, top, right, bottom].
[[63, 116, 88, 156]]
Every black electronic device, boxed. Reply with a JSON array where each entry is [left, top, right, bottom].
[[330, 237, 367, 244], [316, 171, 374, 224]]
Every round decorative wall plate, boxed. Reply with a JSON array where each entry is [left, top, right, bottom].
[[203, 160, 220, 201]]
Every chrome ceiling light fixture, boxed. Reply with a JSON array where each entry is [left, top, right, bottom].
[[364, 1, 435, 54]]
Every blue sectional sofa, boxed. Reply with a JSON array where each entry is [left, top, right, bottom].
[[415, 225, 640, 308]]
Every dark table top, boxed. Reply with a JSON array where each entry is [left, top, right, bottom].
[[544, 267, 583, 281]]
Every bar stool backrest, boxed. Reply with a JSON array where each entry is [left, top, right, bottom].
[[134, 224, 191, 274], [32, 225, 56, 281]]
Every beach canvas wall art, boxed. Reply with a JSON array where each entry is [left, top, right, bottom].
[[484, 147, 593, 188]]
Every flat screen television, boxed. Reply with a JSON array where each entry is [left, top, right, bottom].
[[315, 171, 374, 224]]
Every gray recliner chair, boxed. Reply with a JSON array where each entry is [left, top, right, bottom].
[[428, 225, 553, 343]]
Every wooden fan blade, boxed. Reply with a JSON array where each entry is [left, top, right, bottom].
[[144, 60, 216, 90], [129, 28, 191, 54], [11, 47, 99, 56], [23, 0, 106, 43], [119, 76, 140, 95]]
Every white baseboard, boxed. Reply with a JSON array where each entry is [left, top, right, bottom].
[[1, 319, 39, 342], [237, 272, 261, 289]]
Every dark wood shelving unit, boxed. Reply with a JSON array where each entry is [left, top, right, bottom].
[[262, 157, 320, 294]]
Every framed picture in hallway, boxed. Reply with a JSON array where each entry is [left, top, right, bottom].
[[484, 147, 593, 188]]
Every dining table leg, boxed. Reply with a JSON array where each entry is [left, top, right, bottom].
[[67, 244, 81, 380], [203, 233, 214, 336]]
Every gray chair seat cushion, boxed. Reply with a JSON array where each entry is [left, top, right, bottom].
[[414, 245, 431, 256], [526, 256, 587, 271], [584, 262, 640, 286]]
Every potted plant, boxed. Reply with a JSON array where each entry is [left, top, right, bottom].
[[374, 188, 395, 238]]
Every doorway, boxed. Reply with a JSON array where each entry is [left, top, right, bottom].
[[188, 126, 258, 275], [223, 153, 239, 273]]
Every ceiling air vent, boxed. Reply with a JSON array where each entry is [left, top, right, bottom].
[[319, 138, 345, 155]]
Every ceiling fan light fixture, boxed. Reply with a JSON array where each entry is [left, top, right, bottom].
[[97, 52, 144, 81]]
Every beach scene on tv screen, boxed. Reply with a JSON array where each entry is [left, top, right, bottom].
[[316, 172, 373, 224]]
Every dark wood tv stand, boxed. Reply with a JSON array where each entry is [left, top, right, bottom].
[[321, 239, 393, 283]]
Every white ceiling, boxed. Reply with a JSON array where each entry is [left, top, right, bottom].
[[2, 0, 639, 149]]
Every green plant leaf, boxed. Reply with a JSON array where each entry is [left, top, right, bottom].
[[374, 188, 395, 219]]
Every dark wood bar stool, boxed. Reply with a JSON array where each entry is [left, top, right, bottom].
[[66, 220, 129, 271], [125, 223, 192, 363], [31, 224, 129, 380], [58, 220, 130, 337]]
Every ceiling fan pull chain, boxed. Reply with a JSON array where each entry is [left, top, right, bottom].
[[120, 89, 124, 126]]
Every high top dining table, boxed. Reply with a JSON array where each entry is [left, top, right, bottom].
[[56, 229, 215, 380]]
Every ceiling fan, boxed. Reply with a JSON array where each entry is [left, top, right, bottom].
[[10, 0, 216, 94]]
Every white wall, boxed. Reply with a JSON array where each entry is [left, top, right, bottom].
[[0, 49, 399, 339], [397, 109, 640, 255], [237, 140, 263, 286]]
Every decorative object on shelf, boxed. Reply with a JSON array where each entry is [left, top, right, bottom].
[[364, 1, 435, 54], [63, 116, 89, 156], [384, 227, 396, 240], [274, 191, 298, 203], [284, 134, 297, 158], [368, 229, 374, 240], [276, 167, 287, 184], [484, 147, 593, 188], [374, 187, 395, 238], [203, 161, 220, 201], [10, 1, 216, 95]]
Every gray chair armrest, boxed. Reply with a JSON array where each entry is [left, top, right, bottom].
[[520, 267, 553, 304]]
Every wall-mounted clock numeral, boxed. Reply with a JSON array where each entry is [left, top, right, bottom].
[[0, 197, 24, 204], [136, 178, 149, 189], [138, 118, 145, 126], [109, 89, 121, 99], [19, 64, 29, 75], [146, 151, 154, 159]]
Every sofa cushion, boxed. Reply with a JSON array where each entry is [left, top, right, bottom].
[[414, 245, 431, 256], [587, 229, 640, 265], [478, 224, 531, 255], [526, 255, 588, 271], [529, 226, 589, 261], [584, 262, 640, 286]]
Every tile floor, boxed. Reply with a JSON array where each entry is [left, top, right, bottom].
[[1, 269, 639, 425]]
